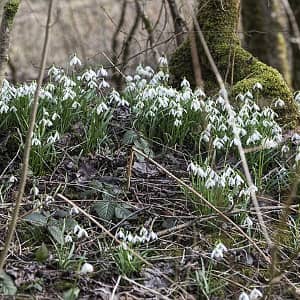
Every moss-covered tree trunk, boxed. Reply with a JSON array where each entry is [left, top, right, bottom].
[[169, 0, 299, 126], [289, 0, 300, 90], [241, 0, 292, 87], [0, 0, 20, 89]]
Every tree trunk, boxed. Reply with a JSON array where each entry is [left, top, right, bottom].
[[242, 0, 292, 87], [169, 0, 299, 126], [0, 0, 20, 89], [289, 0, 300, 90]]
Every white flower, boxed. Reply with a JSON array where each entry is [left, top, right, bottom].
[[116, 230, 125, 240], [181, 77, 190, 88], [30, 186, 39, 196], [263, 138, 278, 149], [291, 133, 300, 144], [80, 262, 94, 274], [174, 119, 182, 127], [99, 79, 110, 89], [96, 102, 108, 114], [159, 56, 168, 66], [281, 145, 289, 154], [32, 137, 41, 146], [72, 101, 81, 109], [51, 112, 60, 121], [73, 225, 88, 239], [239, 292, 250, 300], [47, 131, 60, 144], [148, 231, 158, 241], [274, 98, 285, 108], [253, 82, 263, 91], [97, 66, 108, 77], [249, 288, 263, 300], [126, 232, 134, 243], [9, 175, 18, 183], [70, 207, 79, 215], [65, 234, 73, 243], [70, 54, 82, 67], [211, 242, 227, 260], [140, 227, 148, 236]]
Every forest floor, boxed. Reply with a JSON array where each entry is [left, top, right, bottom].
[[1, 58, 300, 299]]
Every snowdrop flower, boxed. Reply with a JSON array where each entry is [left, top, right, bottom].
[[52, 112, 60, 121], [0, 101, 9, 114], [253, 82, 263, 91], [70, 207, 79, 215], [281, 144, 289, 154], [97, 66, 108, 77], [249, 288, 263, 300], [274, 98, 285, 108], [80, 262, 94, 274], [295, 92, 300, 102], [159, 55, 168, 66], [148, 231, 158, 241], [65, 234, 73, 243], [211, 242, 228, 260], [70, 54, 82, 67], [47, 131, 60, 144], [239, 292, 250, 300], [181, 77, 190, 88], [96, 102, 108, 114], [295, 149, 300, 163], [72, 101, 81, 109], [40, 118, 53, 128], [191, 99, 201, 111], [140, 227, 148, 236], [245, 90, 253, 99], [126, 232, 134, 243], [174, 119, 182, 127], [30, 186, 39, 196], [116, 229, 125, 240], [32, 137, 41, 146], [291, 133, 300, 144], [73, 225, 88, 239], [99, 79, 110, 89], [126, 75, 133, 82], [262, 138, 278, 149], [9, 175, 18, 183]]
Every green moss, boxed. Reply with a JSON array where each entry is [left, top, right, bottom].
[[169, 0, 300, 126], [4, 0, 20, 29]]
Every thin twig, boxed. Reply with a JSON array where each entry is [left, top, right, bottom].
[[0, 0, 55, 270]]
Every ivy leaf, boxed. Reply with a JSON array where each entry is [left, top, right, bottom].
[[93, 200, 115, 221], [115, 205, 136, 220], [48, 225, 64, 245], [0, 271, 17, 296], [23, 212, 48, 227]]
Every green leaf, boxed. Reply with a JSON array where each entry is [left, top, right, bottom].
[[0, 271, 17, 296], [35, 242, 49, 263], [48, 225, 64, 245], [93, 200, 115, 221], [63, 287, 80, 300], [122, 129, 138, 145], [115, 205, 136, 220], [23, 212, 48, 226]]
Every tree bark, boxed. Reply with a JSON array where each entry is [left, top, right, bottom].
[[242, 0, 292, 87], [169, 0, 299, 126], [289, 0, 300, 90], [0, 0, 20, 89]]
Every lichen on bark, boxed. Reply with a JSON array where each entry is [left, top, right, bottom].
[[0, 0, 20, 89], [169, 0, 300, 126]]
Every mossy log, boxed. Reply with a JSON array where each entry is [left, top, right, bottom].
[[169, 0, 300, 126]]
